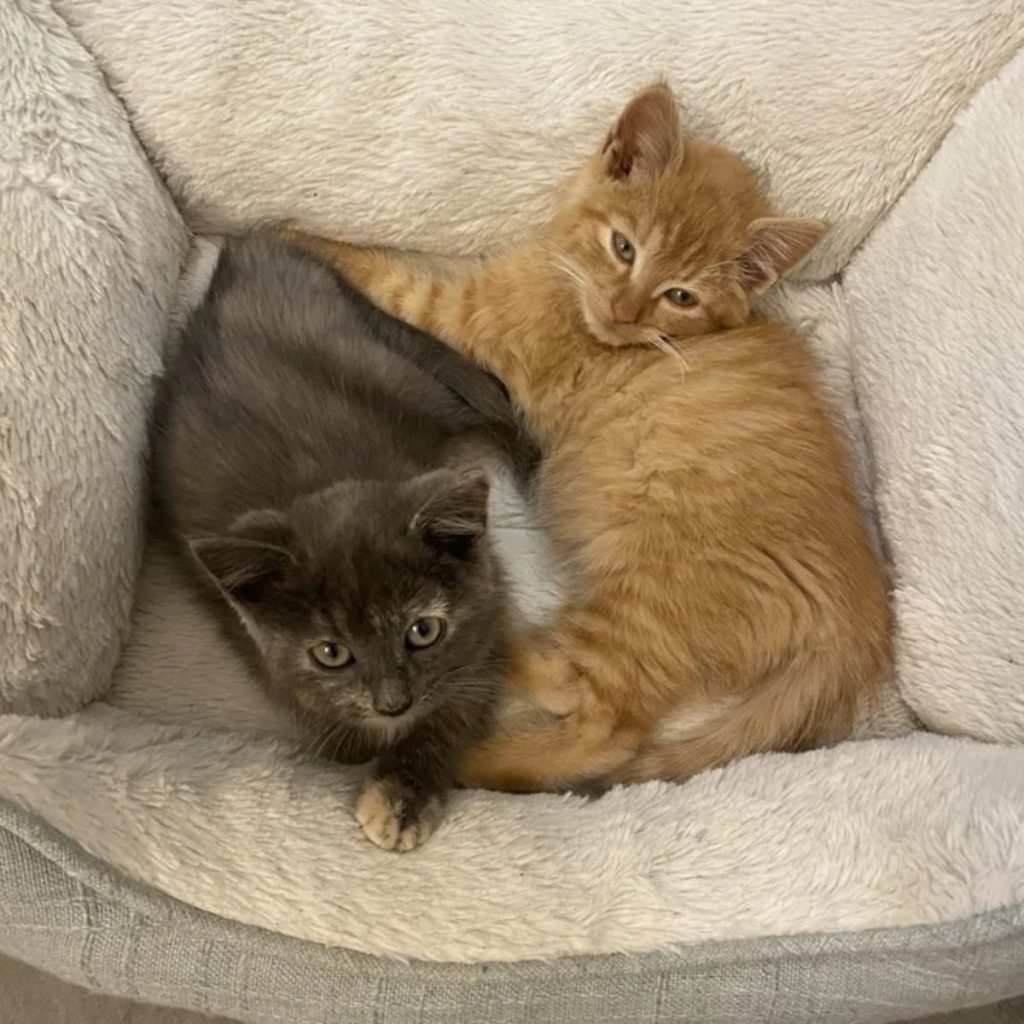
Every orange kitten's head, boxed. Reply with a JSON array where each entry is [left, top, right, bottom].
[[550, 84, 828, 349]]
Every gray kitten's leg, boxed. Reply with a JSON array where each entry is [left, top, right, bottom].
[[355, 774, 446, 853], [355, 714, 486, 852]]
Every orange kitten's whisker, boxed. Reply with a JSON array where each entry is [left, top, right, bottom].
[[544, 247, 590, 292], [648, 333, 690, 377], [543, 246, 591, 288]]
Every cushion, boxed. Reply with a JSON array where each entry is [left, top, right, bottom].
[[0, 0, 187, 714], [2, 702, 1022, 965], [53, 0, 1024, 277], [2, 3, 1022, 1022], [845, 46, 1024, 743]]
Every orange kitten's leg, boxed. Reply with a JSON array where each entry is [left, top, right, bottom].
[[456, 657, 639, 793], [276, 230, 454, 326], [456, 623, 644, 793]]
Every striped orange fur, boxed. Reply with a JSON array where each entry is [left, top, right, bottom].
[[280, 84, 892, 791]]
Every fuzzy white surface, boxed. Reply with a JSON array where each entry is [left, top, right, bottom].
[[0, 0, 187, 715], [53, 0, 1024, 278], [0, 705, 1020, 962], [845, 47, 1024, 743], [1, 0, 1019, 971]]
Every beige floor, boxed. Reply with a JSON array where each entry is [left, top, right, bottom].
[[1, 951, 1022, 1023], [926, 1003, 1024, 1023], [0, 954, 238, 1024]]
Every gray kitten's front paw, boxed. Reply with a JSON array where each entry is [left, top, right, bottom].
[[355, 777, 445, 852]]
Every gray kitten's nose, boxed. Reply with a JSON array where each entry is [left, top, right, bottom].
[[373, 683, 413, 717], [374, 697, 412, 717]]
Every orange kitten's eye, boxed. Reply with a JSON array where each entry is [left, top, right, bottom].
[[664, 288, 698, 308], [611, 232, 635, 265]]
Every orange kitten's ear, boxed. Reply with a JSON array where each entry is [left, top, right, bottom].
[[739, 217, 829, 294], [603, 84, 682, 181]]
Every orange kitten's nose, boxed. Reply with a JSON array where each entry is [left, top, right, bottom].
[[611, 296, 641, 324]]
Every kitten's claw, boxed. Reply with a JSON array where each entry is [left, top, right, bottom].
[[355, 777, 444, 852]]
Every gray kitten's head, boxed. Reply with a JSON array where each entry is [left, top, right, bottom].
[[189, 468, 505, 742]]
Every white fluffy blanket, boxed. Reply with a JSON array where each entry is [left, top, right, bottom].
[[0, 0, 1021, 971], [0, 0, 187, 714], [54, 0, 1024, 277], [2, 706, 1021, 962], [845, 47, 1024, 743]]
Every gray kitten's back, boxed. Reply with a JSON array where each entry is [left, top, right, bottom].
[[155, 237, 524, 536]]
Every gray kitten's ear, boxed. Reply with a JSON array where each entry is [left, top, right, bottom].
[[408, 469, 490, 559], [189, 509, 294, 603], [228, 507, 293, 548], [603, 83, 682, 181], [738, 217, 829, 294]]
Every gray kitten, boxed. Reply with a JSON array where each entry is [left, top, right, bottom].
[[154, 237, 526, 851]]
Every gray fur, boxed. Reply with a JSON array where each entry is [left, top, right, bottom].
[[153, 237, 521, 843]]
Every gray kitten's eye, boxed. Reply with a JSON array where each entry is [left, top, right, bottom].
[[664, 287, 698, 308], [611, 231, 635, 265], [310, 641, 353, 669], [406, 616, 446, 650]]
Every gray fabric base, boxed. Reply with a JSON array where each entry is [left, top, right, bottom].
[[4, 960, 1022, 1024], [2, 799, 1023, 1024]]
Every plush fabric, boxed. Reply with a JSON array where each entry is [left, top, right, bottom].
[[1, 798, 1023, 1024], [0, 0, 187, 715], [1, 1, 1023, 1020], [52, 0, 1024, 278], [845, 47, 1024, 743], [2, 705, 1020, 963]]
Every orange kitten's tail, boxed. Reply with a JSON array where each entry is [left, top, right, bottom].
[[613, 652, 873, 784]]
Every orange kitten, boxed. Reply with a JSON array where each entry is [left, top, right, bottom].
[[282, 84, 892, 791]]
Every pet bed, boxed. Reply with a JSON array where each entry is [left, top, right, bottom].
[[2, 1, 1023, 1021]]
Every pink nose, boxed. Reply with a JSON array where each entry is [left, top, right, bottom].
[[611, 297, 640, 324]]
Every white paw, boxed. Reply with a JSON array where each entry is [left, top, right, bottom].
[[355, 779, 444, 852]]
